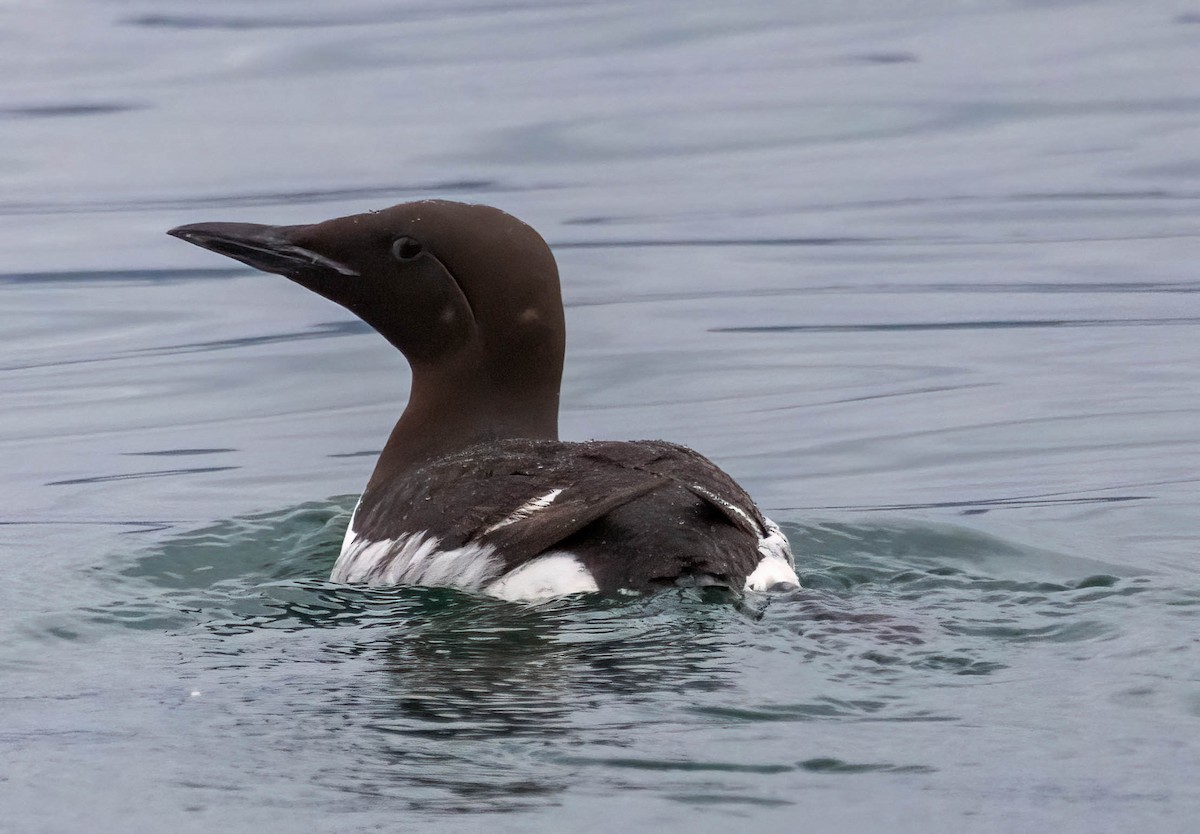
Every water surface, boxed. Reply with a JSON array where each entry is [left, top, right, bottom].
[[2, 1, 1198, 830]]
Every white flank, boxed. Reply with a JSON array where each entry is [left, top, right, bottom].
[[746, 515, 800, 591], [485, 551, 600, 602], [483, 488, 564, 534], [332, 531, 503, 590], [334, 499, 795, 598]]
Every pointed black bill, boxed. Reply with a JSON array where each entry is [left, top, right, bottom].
[[167, 222, 358, 278]]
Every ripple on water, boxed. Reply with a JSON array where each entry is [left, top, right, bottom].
[[17, 498, 1179, 814], [67, 499, 1151, 679]]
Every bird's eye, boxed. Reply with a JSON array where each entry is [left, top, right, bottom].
[[390, 236, 422, 261]]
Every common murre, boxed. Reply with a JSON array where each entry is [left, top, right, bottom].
[[168, 200, 799, 600]]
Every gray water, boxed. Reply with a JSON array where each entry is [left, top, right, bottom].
[[3, 1, 1199, 831]]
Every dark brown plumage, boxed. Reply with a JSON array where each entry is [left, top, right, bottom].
[[168, 200, 797, 596]]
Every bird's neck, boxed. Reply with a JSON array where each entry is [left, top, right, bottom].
[[365, 352, 561, 489]]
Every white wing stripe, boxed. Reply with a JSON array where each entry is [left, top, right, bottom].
[[482, 487, 564, 534]]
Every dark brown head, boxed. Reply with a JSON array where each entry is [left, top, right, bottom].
[[168, 200, 565, 476]]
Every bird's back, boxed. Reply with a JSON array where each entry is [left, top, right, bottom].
[[335, 438, 797, 598]]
